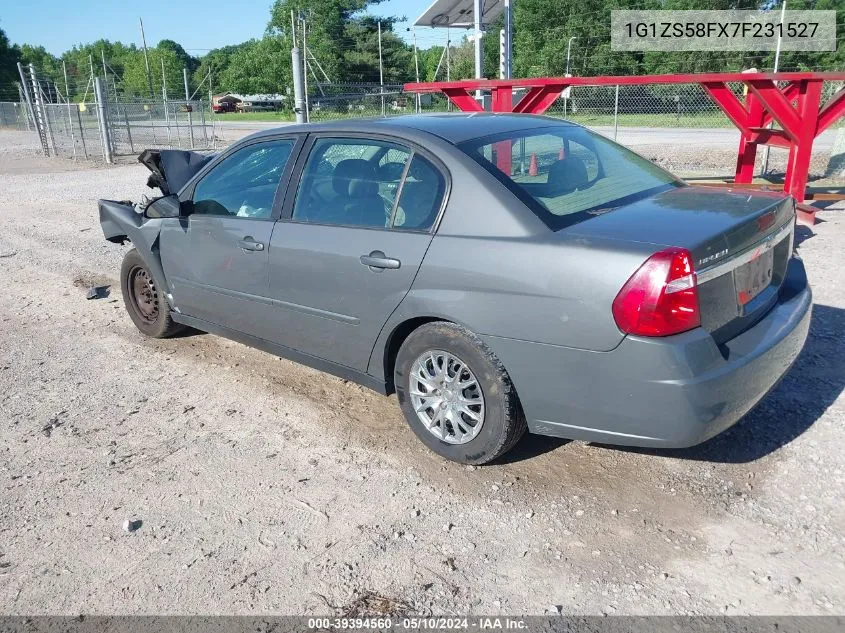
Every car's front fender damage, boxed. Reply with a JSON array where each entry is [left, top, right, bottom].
[[98, 199, 170, 296]]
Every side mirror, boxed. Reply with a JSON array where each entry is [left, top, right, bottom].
[[144, 195, 183, 219]]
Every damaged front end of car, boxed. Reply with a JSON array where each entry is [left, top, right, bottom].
[[98, 148, 216, 298]]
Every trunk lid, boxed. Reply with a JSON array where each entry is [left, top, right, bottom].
[[568, 186, 796, 342]]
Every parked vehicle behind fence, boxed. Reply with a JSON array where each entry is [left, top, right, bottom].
[[98, 114, 811, 464]]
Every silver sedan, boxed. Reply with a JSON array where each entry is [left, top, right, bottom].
[[99, 114, 811, 464]]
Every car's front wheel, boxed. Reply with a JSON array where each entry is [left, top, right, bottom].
[[120, 249, 184, 338], [394, 322, 526, 465]]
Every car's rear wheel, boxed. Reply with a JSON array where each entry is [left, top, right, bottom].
[[120, 249, 184, 338], [395, 322, 526, 465]]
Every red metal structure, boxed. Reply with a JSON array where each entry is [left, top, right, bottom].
[[405, 72, 845, 204]]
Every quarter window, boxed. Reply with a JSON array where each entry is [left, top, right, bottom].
[[392, 155, 446, 231], [192, 139, 295, 219]]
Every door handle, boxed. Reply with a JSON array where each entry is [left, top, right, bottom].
[[238, 237, 265, 252], [360, 250, 401, 271]]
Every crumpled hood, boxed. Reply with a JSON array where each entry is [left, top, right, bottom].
[[138, 149, 215, 195]]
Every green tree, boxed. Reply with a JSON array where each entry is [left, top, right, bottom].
[[0, 28, 21, 99], [343, 16, 413, 83], [194, 44, 245, 94], [218, 37, 291, 94], [19, 44, 60, 78]]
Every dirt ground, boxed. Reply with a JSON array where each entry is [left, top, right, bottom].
[[0, 129, 843, 616]]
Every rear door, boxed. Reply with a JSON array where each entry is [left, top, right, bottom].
[[159, 136, 302, 333], [267, 135, 448, 371]]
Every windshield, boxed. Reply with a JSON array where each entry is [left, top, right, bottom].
[[457, 124, 684, 230]]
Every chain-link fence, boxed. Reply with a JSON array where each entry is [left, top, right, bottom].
[[4, 63, 844, 191], [0, 102, 33, 131], [106, 99, 215, 156], [5, 64, 217, 163], [539, 81, 845, 186], [39, 101, 105, 160]]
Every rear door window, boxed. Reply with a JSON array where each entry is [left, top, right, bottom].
[[291, 138, 445, 231]]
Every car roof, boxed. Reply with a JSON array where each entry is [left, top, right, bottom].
[[247, 113, 575, 145]]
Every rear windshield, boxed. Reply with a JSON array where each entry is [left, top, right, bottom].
[[457, 124, 684, 230]]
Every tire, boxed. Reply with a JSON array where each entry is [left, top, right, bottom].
[[120, 248, 184, 338], [394, 322, 526, 465]]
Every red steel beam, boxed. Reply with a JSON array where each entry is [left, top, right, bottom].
[[405, 72, 845, 203], [405, 71, 845, 93], [701, 82, 750, 134], [441, 88, 484, 112], [512, 84, 569, 114], [746, 79, 803, 141], [748, 127, 792, 148]]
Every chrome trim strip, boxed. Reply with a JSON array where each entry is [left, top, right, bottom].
[[696, 219, 794, 285]]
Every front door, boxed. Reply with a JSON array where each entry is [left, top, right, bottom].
[[267, 136, 447, 371], [159, 137, 299, 335]]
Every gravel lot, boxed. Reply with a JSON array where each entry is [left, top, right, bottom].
[[0, 128, 843, 616]]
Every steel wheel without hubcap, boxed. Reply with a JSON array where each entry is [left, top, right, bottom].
[[409, 350, 485, 444], [127, 265, 159, 324]]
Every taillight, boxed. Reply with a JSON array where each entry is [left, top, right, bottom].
[[612, 247, 700, 337]]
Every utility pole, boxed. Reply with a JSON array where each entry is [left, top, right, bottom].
[[377, 21, 385, 116], [446, 27, 451, 111], [291, 11, 305, 124], [140, 18, 155, 99], [411, 28, 421, 112], [473, 0, 483, 99], [503, 0, 512, 79], [301, 15, 309, 122]]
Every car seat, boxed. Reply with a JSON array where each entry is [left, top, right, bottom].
[[332, 159, 388, 227]]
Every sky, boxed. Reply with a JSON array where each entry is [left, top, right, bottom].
[[1, 0, 453, 56]]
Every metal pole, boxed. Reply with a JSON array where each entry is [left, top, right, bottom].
[[200, 99, 208, 147], [94, 77, 113, 163], [75, 105, 88, 158], [140, 18, 155, 99], [613, 85, 620, 141], [123, 104, 134, 154], [504, 0, 512, 79], [565, 37, 576, 75], [564, 38, 576, 118], [17, 85, 32, 131], [17, 63, 38, 140], [292, 46, 306, 124], [473, 0, 483, 99], [499, 29, 505, 80], [446, 27, 451, 111], [762, 0, 787, 175], [378, 21, 385, 116], [162, 58, 171, 147], [412, 28, 421, 112], [301, 17, 310, 122], [184, 67, 194, 149], [63, 61, 77, 159]]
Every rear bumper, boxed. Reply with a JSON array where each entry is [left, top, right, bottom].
[[482, 257, 812, 448]]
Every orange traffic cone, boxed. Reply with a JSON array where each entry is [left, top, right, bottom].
[[558, 146, 565, 160], [528, 152, 538, 176]]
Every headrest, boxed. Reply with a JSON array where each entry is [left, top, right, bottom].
[[333, 159, 379, 198], [548, 156, 588, 193], [378, 161, 407, 182]]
